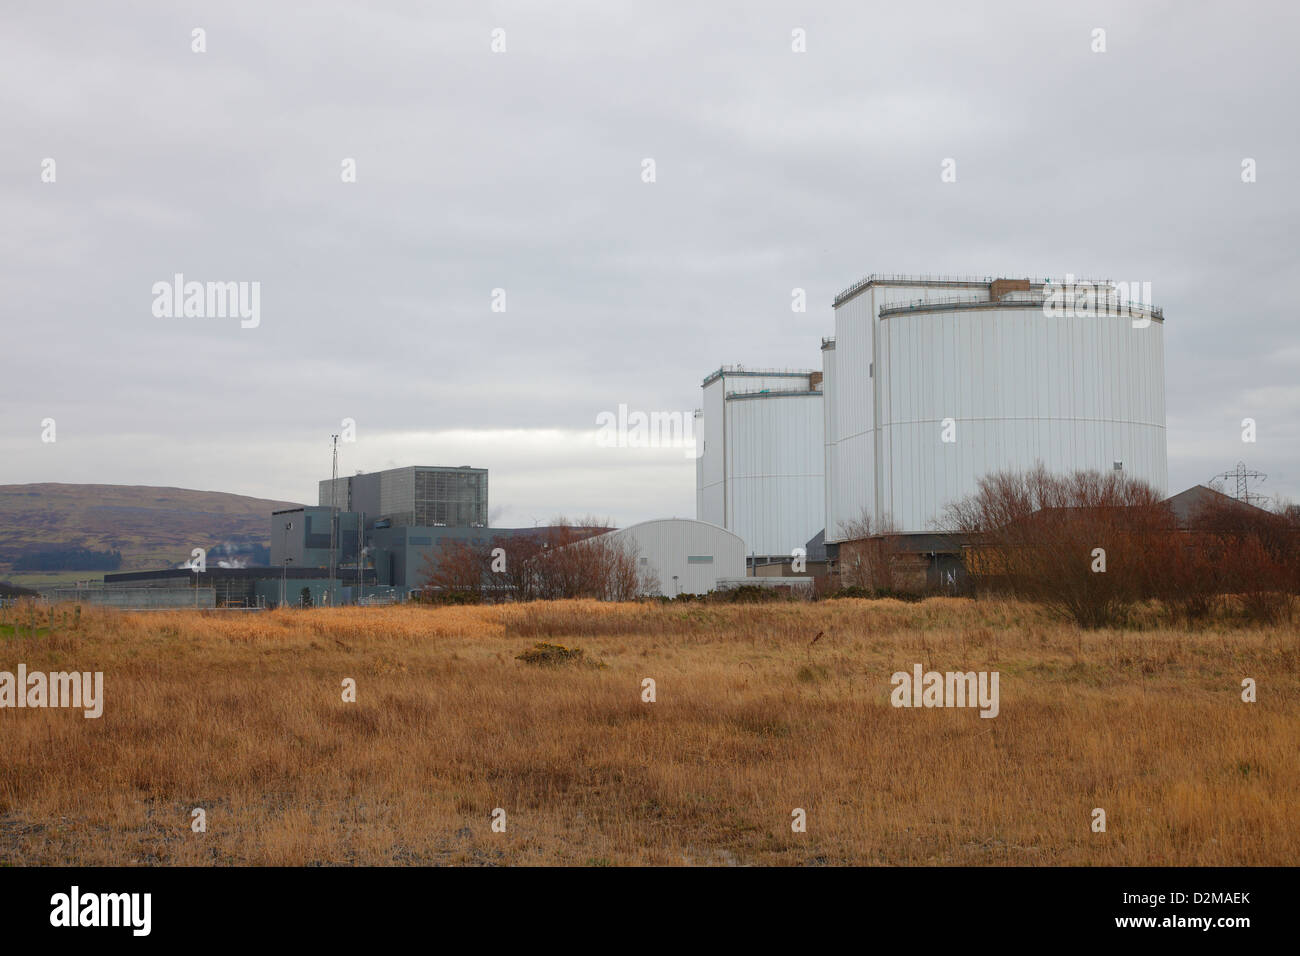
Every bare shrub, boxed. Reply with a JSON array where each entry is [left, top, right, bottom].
[[1187, 492, 1298, 624], [489, 529, 549, 602], [416, 518, 657, 603], [419, 538, 490, 602], [941, 465, 1168, 628], [836, 511, 902, 593], [515, 642, 594, 666], [944, 467, 1300, 627], [534, 516, 655, 600]]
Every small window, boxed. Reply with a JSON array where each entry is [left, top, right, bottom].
[[687, 555, 713, 564], [639, 557, 648, 565]]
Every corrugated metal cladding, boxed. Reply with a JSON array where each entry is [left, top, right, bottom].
[[698, 377, 727, 532], [695, 368, 824, 558], [821, 340, 838, 550], [694, 410, 705, 520], [601, 519, 745, 595], [823, 277, 1167, 539]]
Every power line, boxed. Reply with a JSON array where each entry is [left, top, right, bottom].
[[1211, 460, 1267, 505]]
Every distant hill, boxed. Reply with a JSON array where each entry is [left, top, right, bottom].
[[0, 483, 303, 579]]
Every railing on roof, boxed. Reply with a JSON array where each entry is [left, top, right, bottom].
[[879, 293, 988, 310], [832, 272, 1106, 306], [878, 291, 1163, 319], [701, 365, 818, 386], [725, 387, 823, 400]]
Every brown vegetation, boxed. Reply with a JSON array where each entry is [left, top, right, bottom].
[[418, 517, 659, 602], [836, 511, 902, 592], [943, 467, 1299, 628], [1, 598, 1296, 866]]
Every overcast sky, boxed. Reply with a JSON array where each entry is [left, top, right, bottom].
[[3, 0, 1297, 527]]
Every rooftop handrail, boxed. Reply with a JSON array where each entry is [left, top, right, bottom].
[[833, 272, 1116, 304], [702, 365, 818, 384], [724, 387, 823, 399], [877, 291, 1163, 317]]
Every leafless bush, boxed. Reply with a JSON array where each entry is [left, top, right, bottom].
[[538, 517, 659, 600], [1184, 492, 1298, 624], [836, 510, 901, 592], [943, 466, 1299, 627], [420, 517, 657, 603], [418, 538, 490, 602], [941, 465, 1167, 627]]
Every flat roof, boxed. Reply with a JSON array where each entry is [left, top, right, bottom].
[[832, 273, 1104, 309], [320, 465, 487, 482], [701, 366, 817, 387], [877, 294, 1163, 322]]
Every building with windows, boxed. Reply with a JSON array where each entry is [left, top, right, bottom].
[[319, 465, 487, 529], [259, 464, 492, 599]]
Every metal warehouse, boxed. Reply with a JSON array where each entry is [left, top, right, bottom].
[[587, 518, 746, 596]]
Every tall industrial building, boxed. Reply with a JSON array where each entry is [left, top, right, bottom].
[[319, 465, 488, 528], [695, 273, 1168, 563], [695, 367, 824, 560], [264, 465, 493, 599], [822, 274, 1166, 539]]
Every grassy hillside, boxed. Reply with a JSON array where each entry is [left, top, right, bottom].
[[0, 483, 303, 581]]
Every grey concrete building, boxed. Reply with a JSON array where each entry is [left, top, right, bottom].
[[319, 465, 487, 529], [270, 506, 363, 570], [259, 465, 497, 597]]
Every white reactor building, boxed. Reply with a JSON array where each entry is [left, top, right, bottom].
[[822, 273, 1167, 540], [696, 273, 1167, 557], [695, 367, 825, 561]]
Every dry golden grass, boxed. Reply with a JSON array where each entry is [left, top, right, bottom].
[[1, 598, 1296, 866]]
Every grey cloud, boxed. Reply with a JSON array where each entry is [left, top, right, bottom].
[[2, 0, 1297, 522]]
